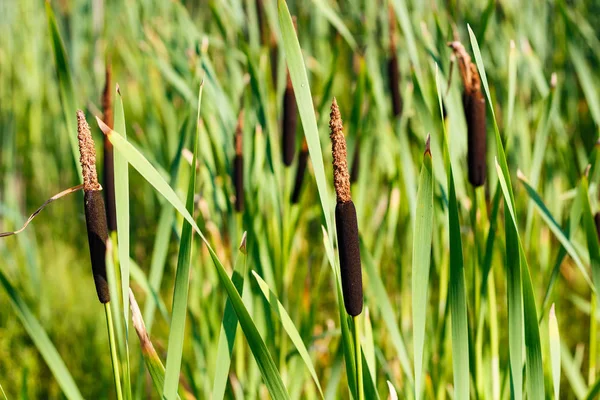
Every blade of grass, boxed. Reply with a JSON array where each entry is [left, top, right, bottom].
[[412, 136, 434, 400], [549, 304, 561, 400], [212, 234, 248, 400], [252, 270, 324, 398], [435, 68, 470, 399], [163, 84, 202, 399]]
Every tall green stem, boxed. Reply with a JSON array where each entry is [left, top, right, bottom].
[[354, 315, 364, 400], [105, 303, 124, 400]]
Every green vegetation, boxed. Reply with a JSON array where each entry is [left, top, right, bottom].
[[1, 0, 600, 398]]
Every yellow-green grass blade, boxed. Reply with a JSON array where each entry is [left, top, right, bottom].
[[495, 160, 545, 399], [114, 87, 131, 332], [579, 174, 600, 386], [45, 2, 80, 180], [549, 304, 561, 400], [360, 239, 413, 386], [518, 173, 594, 290], [252, 270, 324, 398], [163, 84, 202, 399], [435, 68, 470, 399], [412, 137, 434, 400], [96, 120, 290, 400], [144, 118, 191, 333], [212, 235, 248, 400], [106, 239, 125, 400], [0, 269, 83, 400]]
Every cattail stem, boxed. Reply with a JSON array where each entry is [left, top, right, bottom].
[[78, 110, 110, 303], [105, 304, 124, 400], [330, 98, 363, 317], [449, 41, 487, 187], [354, 316, 364, 400], [291, 139, 308, 204], [102, 64, 117, 232], [234, 110, 244, 212]]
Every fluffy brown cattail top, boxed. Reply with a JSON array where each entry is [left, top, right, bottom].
[[448, 41, 481, 95], [77, 110, 101, 191], [330, 98, 351, 203]]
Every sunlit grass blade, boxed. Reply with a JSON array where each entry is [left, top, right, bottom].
[[435, 68, 470, 399], [570, 45, 600, 127], [45, 1, 80, 180], [252, 270, 324, 398], [163, 84, 202, 399], [213, 234, 248, 400], [114, 87, 130, 330], [0, 270, 83, 400], [96, 119, 290, 399], [495, 159, 545, 399], [549, 304, 561, 400], [412, 136, 434, 400]]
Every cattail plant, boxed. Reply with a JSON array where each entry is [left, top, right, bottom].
[[595, 212, 600, 240], [448, 41, 487, 187], [291, 138, 308, 204], [282, 18, 298, 167], [102, 63, 117, 232], [234, 109, 244, 212], [330, 98, 363, 317], [387, 6, 402, 118], [77, 110, 110, 303]]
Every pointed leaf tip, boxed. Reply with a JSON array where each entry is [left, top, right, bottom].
[[424, 134, 431, 156], [96, 116, 111, 136], [239, 231, 247, 254]]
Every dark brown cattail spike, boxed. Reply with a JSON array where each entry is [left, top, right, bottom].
[[388, 6, 402, 118], [595, 212, 600, 240], [78, 110, 110, 303], [282, 71, 297, 166], [234, 110, 244, 212], [448, 41, 487, 187], [291, 139, 309, 204], [102, 64, 117, 232], [282, 18, 298, 166], [330, 98, 363, 317]]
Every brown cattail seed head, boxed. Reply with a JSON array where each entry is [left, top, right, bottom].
[[330, 98, 351, 203], [77, 110, 102, 191], [448, 41, 487, 187], [595, 212, 600, 241], [84, 191, 110, 303], [335, 200, 363, 316], [330, 98, 362, 316]]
